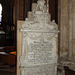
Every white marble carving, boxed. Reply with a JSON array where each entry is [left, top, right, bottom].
[[20, 0, 58, 75]]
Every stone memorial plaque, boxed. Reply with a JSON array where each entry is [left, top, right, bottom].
[[20, 0, 58, 75]]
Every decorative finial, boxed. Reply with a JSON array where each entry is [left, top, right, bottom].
[[37, 0, 45, 4], [47, 0, 49, 13]]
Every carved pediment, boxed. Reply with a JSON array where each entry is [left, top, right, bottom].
[[21, 15, 58, 32], [20, 0, 58, 33]]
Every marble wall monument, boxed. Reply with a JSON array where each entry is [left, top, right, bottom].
[[20, 0, 58, 75]]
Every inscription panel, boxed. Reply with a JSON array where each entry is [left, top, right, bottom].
[[22, 33, 57, 65]]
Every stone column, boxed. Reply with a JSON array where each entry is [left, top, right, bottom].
[[59, 0, 69, 57], [68, 0, 73, 58], [72, 0, 75, 59]]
